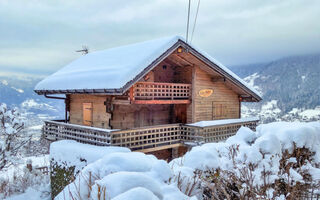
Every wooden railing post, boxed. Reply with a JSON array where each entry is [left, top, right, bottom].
[[129, 86, 134, 102]]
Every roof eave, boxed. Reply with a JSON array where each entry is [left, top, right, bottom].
[[34, 88, 123, 96]]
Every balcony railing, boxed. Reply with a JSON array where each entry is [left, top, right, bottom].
[[130, 82, 191, 104], [111, 124, 181, 151], [181, 119, 258, 145], [43, 120, 112, 146], [43, 118, 259, 152]]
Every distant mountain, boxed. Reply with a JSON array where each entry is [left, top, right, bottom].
[[228, 62, 267, 78], [0, 75, 64, 126], [229, 53, 320, 122]]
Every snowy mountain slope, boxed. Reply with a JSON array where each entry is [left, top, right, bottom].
[[0, 75, 64, 126], [231, 54, 320, 122], [229, 53, 320, 122]]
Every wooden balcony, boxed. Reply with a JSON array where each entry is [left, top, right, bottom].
[[43, 118, 259, 152], [130, 82, 191, 104]]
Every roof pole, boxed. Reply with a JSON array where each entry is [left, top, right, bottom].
[[186, 0, 191, 44]]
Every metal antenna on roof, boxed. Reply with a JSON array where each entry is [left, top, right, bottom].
[[76, 45, 89, 55], [186, 0, 191, 44]]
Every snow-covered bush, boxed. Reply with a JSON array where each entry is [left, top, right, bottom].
[[170, 122, 320, 199], [0, 103, 27, 170], [50, 140, 130, 198], [0, 164, 50, 199], [53, 141, 195, 200]]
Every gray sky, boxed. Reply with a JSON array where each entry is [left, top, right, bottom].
[[0, 0, 319, 76]]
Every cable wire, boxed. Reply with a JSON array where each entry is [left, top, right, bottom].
[[191, 0, 201, 43]]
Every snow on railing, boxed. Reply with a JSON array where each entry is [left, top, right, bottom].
[[181, 118, 259, 144], [43, 118, 259, 150], [43, 120, 112, 146]]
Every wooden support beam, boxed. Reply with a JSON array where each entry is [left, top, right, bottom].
[[137, 144, 183, 153], [133, 100, 191, 104], [170, 53, 193, 66], [211, 76, 226, 82], [112, 99, 131, 105], [129, 87, 134, 102]]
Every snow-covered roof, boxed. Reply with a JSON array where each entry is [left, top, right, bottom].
[[35, 35, 262, 100]]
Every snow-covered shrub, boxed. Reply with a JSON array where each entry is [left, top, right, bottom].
[[0, 164, 50, 199], [170, 122, 320, 199], [50, 140, 130, 198], [0, 103, 27, 170], [54, 142, 195, 200]]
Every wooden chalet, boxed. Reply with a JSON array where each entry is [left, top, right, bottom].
[[35, 36, 261, 160]]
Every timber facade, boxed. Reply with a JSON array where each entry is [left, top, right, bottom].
[[35, 36, 261, 160]]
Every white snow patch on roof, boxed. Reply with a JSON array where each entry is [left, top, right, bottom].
[[35, 35, 261, 99], [261, 100, 281, 114], [187, 117, 259, 127], [299, 107, 320, 118], [289, 108, 300, 114], [35, 36, 181, 91]]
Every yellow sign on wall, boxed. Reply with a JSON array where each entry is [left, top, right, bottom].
[[199, 89, 213, 97]]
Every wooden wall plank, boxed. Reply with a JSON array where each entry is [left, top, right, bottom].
[[69, 94, 111, 129], [193, 66, 240, 122]]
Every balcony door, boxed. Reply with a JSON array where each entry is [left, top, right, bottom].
[[174, 104, 187, 123], [83, 103, 93, 126], [134, 107, 151, 127]]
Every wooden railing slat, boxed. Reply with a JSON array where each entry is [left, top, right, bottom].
[[133, 82, 191, 101], [43, 119, 258, 151]]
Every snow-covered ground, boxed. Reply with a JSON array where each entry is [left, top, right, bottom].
[[6, 187, 50, 200], [0, 155, 50, 200], [0, 155, 49, 180]]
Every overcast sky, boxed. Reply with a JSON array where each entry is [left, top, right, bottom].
[[0, 0, 319, 76]]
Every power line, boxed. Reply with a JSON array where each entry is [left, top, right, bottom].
[[191, 0, 201, 43], [186, 0, 191, 44]]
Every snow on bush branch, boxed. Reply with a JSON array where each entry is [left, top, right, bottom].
[[170, 122, 320, 199], [0, 103, 27, 170]]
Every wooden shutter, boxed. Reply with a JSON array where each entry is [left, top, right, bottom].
[[212, 102, 227, 120], [83, 103, 93, 126]]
